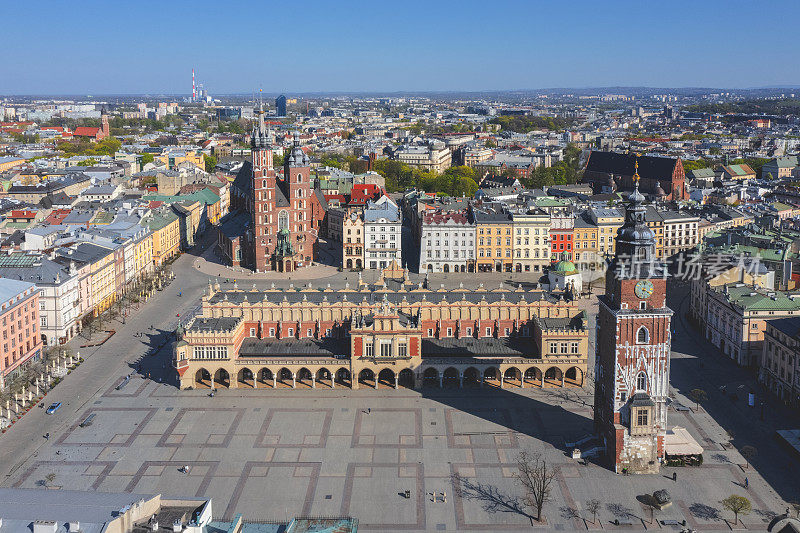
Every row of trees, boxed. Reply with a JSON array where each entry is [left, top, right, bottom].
[[520, 144, 583, 189], [56, 136, 121, 158], [685, 98, 800, 115], [489, 115, 575, 133], [681, 156, 772, 177], [372, 160, 480, 197], [317, 143, 584, 196]]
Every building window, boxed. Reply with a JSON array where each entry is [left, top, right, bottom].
[[636, 409, 649, 427], [570, 342, 579, 354], [447, 327, 453, 337], [485, 327, 492, 337], [636, 371, 647, 391], [466, 327, 472, 336], [269, 328, 275, 337], [380, 341, 392, 357], [364, 342, 374, 357], [398, 342, 408, 357], [637, 326, 649, 344], [41, 316, 47, 327], [549, 342, 558, 354], [250, 328, 256, 337]]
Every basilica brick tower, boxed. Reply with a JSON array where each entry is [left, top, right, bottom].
[[594, 161, 673, 474], [250, 104, 277, 272], [248, 106, 315, 272]]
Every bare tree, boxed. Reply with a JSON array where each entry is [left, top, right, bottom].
[[513, 450, 555, 523], [585, 498, 601, 524], [44, 473, 56, 487], [721, 495, 751, 525], [740, 445, 757, 469]]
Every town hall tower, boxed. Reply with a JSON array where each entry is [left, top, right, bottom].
[[594, 161, 673, 474]]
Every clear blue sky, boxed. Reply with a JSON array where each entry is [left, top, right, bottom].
[[3, 0, 800, 95]]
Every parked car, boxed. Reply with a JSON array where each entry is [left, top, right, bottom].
[[46, 402, 62, 414]]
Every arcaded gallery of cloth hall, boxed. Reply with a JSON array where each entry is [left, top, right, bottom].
[[174, 272, 589, 391]]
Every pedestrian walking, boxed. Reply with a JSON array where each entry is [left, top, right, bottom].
[[672, 471, 676, 482], [744, 477, 749, 489], [368, 408, 371, 414]]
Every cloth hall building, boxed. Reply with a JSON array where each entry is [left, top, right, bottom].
[[174, 268, 589, 391]]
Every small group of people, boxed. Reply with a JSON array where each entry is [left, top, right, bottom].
[[178, 465, 190, 474], [429, 491, 446, 503]]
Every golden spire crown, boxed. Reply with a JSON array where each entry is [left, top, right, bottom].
[[633, 155, 640, 185]]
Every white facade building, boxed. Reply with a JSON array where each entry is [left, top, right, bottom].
[[418, 212, 475, 273], [364, 196, 402, 269]]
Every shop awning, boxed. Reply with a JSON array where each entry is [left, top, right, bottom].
[[664, 426, 704, 456]]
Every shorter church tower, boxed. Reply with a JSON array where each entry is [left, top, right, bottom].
[[594, 160, 673, 474]]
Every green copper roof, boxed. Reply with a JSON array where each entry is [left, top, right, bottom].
[[552, 260, 577, 273]]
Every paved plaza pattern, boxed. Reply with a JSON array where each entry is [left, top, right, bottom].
[[0, 247, 794, 531], [1, 376, 787, 531]]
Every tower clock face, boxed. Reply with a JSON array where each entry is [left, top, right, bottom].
[[634, 280, 654, 299]]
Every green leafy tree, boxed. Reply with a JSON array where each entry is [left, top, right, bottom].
[[140, 153, 154, 166], [721, 495, 751, 524], [489, 115, 575, 133], [203, 154, 218, 173], [689, 388, 707, 411]]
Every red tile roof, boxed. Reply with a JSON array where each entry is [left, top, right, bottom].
[[44, 209, 71, 225], [348, 183, 382, 205], [10, 209, 37, 219], [73, 126, 101, 137]]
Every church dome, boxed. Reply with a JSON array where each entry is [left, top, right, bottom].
[[552, 260, 578, 274]]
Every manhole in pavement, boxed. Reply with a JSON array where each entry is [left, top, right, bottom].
[[341, 408, 349, 412], [325, 495, 332, 500], [431, 422, 436, 426], [429, 408, 436, 412], [436, 524, 446, 531], [164, 407, 173, 411], [253, 408, 261, 412], [94, 401, 101, 405]]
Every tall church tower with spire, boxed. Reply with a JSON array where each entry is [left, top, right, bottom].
[[594, 159, 673, 474], [250, 103, 278, 272]]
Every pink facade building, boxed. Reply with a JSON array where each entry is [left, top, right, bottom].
[[0, 279, 42, 389]]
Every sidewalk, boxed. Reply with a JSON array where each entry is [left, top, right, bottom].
[[190, 243, 340, 281]]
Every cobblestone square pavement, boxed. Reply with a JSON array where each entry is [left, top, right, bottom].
[[1, 379, 787, 532], [0, 249, 792, 532]]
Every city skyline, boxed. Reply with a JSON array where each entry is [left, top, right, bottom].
[[3, 0, 800, 95]]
